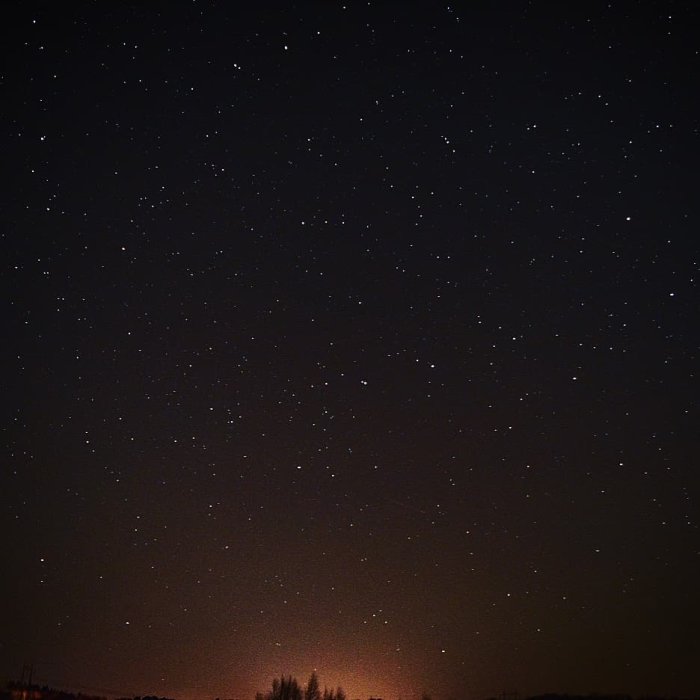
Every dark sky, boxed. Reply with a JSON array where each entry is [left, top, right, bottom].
[[2, 2, 698, 700]]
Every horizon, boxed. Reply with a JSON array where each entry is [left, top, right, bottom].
[[6, 677, 700, 700]]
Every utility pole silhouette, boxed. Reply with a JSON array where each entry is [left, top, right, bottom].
[[19, 665, 35, 700]]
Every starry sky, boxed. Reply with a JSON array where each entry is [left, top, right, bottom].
[[2, 3, 699, 700]]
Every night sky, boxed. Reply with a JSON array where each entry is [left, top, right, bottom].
[[2, 3, 699, 700]]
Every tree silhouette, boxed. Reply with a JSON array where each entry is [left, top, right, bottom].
[[261, 674, 345, 700], [305, 675, 320, 700], [265, 676, 302, 700]]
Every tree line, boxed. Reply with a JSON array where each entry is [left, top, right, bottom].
[[256, 673, 347, 700]]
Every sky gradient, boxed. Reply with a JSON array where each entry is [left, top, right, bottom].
[[2, 3, 698, 700]]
